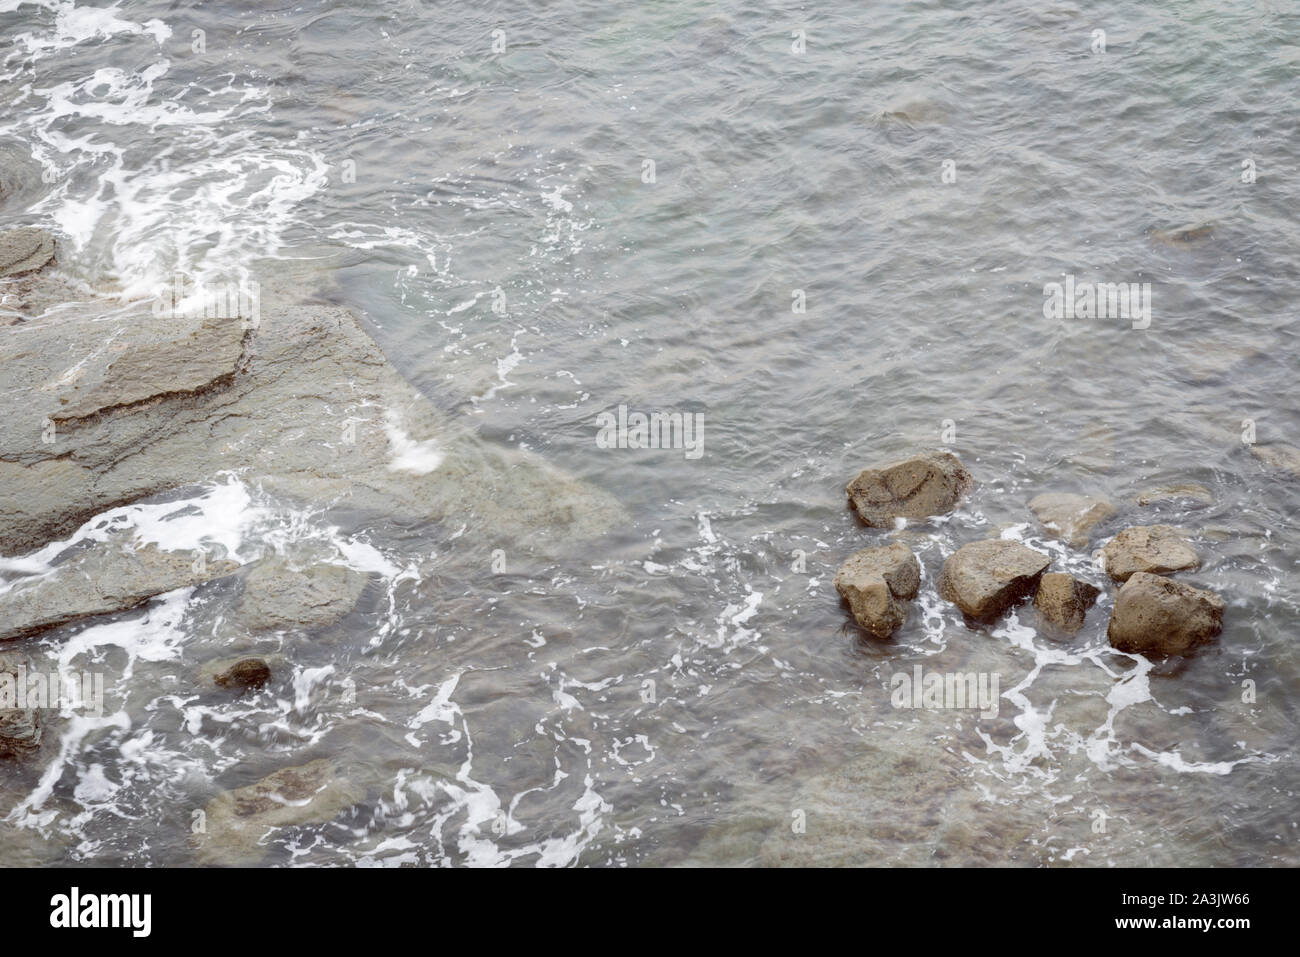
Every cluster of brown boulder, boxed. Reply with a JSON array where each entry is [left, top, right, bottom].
[[834, 452, 1225, 658]]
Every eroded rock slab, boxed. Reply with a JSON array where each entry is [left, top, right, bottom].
[[1107, 572, 1224, 657], [54, 314, 245, 422], [0, 274, 626, 557], [938, 539, 1050, 622], [1027, 492, 1116, 548], [846, 451, 973, 527], [833, 542, 921, 638], [0, 541, 239, 641], [1032, 572, 1100, 633], [238, 558, 367, 631], [0, 228, 55, 279], [1099, 525, 1199, 583], [193, 758, 362, 866]]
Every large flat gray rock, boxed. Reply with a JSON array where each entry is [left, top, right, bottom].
[[0, 276, 625, 558], [0, 540, 240, 641]]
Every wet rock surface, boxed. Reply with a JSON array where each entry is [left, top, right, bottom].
[[1151, 222, 1214, 245], [1027, 492, 1116, 548], [54, 313, 246, 422], [1136, 483, 1213, 507], [938, 539, 1050, 622], [846, 451, 972, 527], [1100, 525, 1199, 583], [0, 539, 240, 642], [0, 651, 42, 759], [1107, 572, 1225, 657], [237, 558, 368, 631], [833, 542, 921, 638], [214, 657, 272, 691], [1032, 572, 1101, 633], [0, 228, 55, 279]]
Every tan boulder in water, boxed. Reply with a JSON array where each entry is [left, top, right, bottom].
[[1032, 572, 1101, 633], [1107, 572, 1224, 657], [833, 543, 921, 638], [1099, 525, 1199, 583], [213, 657, 272, 692], [938, 539, 1050, 622], [846, 451, 973, 527]]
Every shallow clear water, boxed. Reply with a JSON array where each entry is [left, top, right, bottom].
[[1, 0, 1298, 866]]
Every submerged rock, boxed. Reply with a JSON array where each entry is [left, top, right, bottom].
[[875, 98, 950, 126], [833, 542, 921, 638], [214, 657, 272, 692], [1065, 424, 1117, 474], [0, 228, 55, 279], [0, 272, 625, 557], [0, 540, 239, 642], [938, 539, 1050, 622], [1151, 222, 1214, 245], [1027, 492, 1116, 548], [1250, 443, 1300, 480], [759, 742, 1041, 866], [846, 451, 973, 527], [194, 758, 362, 866], [1107, 572, 1224, 657], [1099, 525, 1199, 583], [1136, 483, 1213, 507], [1032, 572, 1100, 633], [0, 651, 42, 759], [238, 558, 367, 631]]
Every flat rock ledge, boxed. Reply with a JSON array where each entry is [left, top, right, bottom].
[[1099, 525, 1199, 583], [846, 451, 973, 527], [1032, 572, 1100, 633], [938, 539, 1050, 622], [0, 262, 626, 562], [1107, 572, 1225, 657], [833, 542, 921, 638], [1027, 492, 1116, 548], [0, 539, 240, 642]]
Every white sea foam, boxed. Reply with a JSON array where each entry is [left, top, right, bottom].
[[2, 0, 327, 299], [383, 409, 444, 474]]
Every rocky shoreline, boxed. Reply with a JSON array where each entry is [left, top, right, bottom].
[[0, 228, 625, 863], [834, 450, 1249, 659]]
